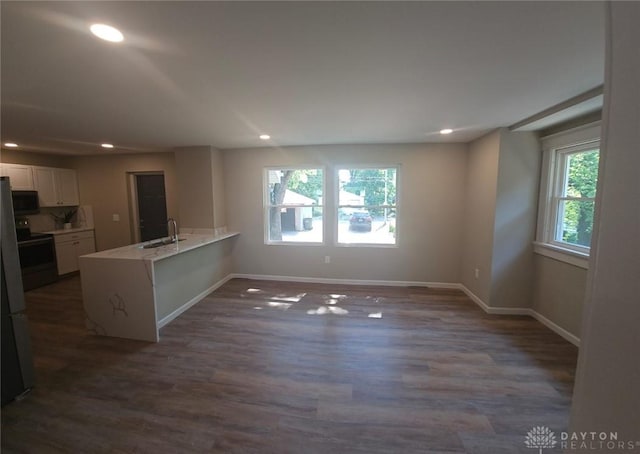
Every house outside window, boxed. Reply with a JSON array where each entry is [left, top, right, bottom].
[[337, 167, 398, 246], [264, 168, 323, 244], [536, 123, 601, 267]]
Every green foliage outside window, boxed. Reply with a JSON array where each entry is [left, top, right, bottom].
[[560, 150, 599, 247]]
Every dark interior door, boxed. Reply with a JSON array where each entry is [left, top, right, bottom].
[[136, 174, 168, 242]]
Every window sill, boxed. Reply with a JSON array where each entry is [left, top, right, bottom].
[[533, 242, 589, 269]]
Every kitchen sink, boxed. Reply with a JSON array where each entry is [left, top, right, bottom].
[[141, 238, 185, 249]]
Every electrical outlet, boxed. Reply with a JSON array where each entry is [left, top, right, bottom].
[[112, 214, 120, 222], [324, 256, 331, 264], [474, 268, 480, 279]]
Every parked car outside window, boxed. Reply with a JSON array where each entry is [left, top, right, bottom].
[[349, 211, 372, 232]]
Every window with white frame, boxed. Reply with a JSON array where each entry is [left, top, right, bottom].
[[265, 168, 323, 244], [337, 167, 397, 246], [551, 145, 599, 250], [539, 124, 600, 258]]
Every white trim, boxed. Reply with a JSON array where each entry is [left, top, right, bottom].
[[458, 285, 530, 315], [156, 274, 234, 328], [529, 310, 581, 347], [230, 273, 458, 289], [221, 274, 581, 347], [458, 284, 580, 347], [533, 241, 589, 269], [540, 121, 601, 148]]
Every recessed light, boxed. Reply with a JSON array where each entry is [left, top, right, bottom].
[[4, 142, 18, 148], [259, 134, 271, 140], [440, 128, 453, 135], [101, 143, 114, 149], [90, 24, 124, 43]]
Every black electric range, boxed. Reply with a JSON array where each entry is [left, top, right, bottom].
[[16, 231, 58, 291]]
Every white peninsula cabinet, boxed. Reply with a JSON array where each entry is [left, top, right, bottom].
[[33, 166, 79, 207], [80, 232, 238, 342], [0, 163, 34, 190], [53, 229, 96, 275]]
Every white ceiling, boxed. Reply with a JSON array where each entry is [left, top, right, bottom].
[[1, 1, 605, 155]]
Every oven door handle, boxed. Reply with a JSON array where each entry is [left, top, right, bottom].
[[18, 238, 53, 246]]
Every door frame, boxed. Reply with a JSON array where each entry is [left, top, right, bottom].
[[127, 171, 166, 244]]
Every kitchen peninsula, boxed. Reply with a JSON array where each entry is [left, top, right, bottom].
[[79, 231, 238, 342]]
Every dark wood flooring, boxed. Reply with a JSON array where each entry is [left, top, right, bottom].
[[1, 276, 578, 453]]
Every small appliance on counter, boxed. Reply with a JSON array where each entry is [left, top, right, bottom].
[[1, 177, 36, 406]]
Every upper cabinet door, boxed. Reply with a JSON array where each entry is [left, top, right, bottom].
[[0, 164, 34, 190], [33, 167, 58, 206], [57, 168, 79, 206], [33, 166, 79, 207]]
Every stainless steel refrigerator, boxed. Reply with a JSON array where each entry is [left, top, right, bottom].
[[1, 176, 35, 406]]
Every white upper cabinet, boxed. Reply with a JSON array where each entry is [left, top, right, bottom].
[[33, 166, 79, 207], [0, 163, 34, 190]]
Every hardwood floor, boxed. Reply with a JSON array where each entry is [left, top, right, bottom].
[[1, 276, 578, 453]]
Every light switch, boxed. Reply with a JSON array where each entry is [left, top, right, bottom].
[[112, 214, 120, 222]]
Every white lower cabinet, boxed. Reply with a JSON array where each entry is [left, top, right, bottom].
[[54, 230, 96, 275]]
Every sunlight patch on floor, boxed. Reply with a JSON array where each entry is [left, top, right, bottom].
[[306, 306, 349, 315]]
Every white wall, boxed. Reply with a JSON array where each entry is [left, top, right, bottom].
[[570, 2, 640, 443], [224, 143, 467, 283]]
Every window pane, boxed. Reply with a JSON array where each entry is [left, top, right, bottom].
[[565, 150, 599, 198], [268, 208, 323, 243], [557, 200, 595, 247], [337, 208, 396, 245], [337, 167, 397, 245], [339, 168, 396, 206], [266, 168, 323, 243]]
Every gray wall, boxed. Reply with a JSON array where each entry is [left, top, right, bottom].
[[490, 130, 540, 308], [74, 153, 179, 251], [570, 2, 640, 442], [224, 143, 467, 283], [532, 255, 587, 338], [174, 145, 227, 231], [175, 146, 216, 230], [460, 130, 500, 303], [460, 129, 540, 309]]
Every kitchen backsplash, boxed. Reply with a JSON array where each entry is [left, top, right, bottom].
[[26, 205, 94, 232]]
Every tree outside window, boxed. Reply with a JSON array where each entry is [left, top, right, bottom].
[[337, 167, 397, 245], [554, 148, 599, 249], [265, 168, 323, 243]]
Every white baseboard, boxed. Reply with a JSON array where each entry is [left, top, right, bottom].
[[230, 273, 460, 289], [157, 274, 234, 328], [458, 284, 580, 347], [529, 310, 581, 347], [222, 274, 581, 347]]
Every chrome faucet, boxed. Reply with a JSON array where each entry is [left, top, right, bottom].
[[167, 218, 178, 243]]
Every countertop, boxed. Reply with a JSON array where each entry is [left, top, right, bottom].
[[42, 227, 95, 235], [80, 232, 239, 262]]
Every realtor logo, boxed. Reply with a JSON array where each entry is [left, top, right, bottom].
[[525, 426, 557, 453]]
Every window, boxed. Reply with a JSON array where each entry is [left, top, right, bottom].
[[537, 123, 601, 264], [337, 167, 397, 245], [265, 168, 323, 244], [552, 146, 599, 250]]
